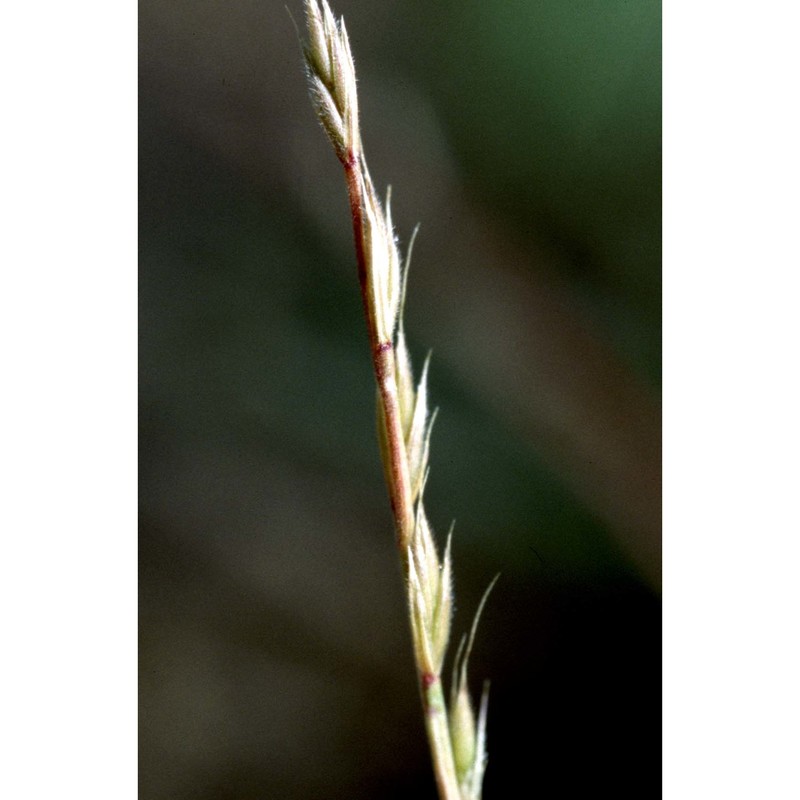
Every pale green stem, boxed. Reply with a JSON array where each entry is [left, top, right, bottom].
[[422, 677, 462, 800]]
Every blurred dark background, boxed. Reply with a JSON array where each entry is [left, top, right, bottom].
[[139, 0, 661, 797]]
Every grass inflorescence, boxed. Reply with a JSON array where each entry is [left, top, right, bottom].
[[300, 3, 495, 797]]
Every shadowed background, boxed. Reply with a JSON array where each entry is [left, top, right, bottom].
[[139, 0, 661, 797]]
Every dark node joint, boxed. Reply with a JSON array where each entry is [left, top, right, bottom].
[[376, 341, 392, 354], [421, 672, 437, 689]]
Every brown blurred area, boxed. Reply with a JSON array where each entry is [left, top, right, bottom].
[[140, 1, 661, 797]]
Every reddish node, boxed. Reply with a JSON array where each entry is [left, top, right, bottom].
[[421, 673, 437, 689]]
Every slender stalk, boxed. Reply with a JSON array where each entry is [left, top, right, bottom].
[[344, 155, 415, 551], [423, 678, 462, 800]]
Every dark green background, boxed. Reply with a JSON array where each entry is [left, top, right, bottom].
[[140, 1, 661, 796]]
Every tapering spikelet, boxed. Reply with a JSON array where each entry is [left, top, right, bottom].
[[448, 576, 498, 798], [407, 503, 453, 675], [303, 0, 359, 160], [358, 169, 401, 343]]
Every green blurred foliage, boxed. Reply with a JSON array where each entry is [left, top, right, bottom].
[[396, 0, 661, 382]]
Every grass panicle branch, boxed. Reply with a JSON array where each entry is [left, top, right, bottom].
[[301, 3, 495, 797]]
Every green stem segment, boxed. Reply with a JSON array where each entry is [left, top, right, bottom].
[[423, 676, 462, 800]]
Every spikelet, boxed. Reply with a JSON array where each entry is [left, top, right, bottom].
[[449, 576, 498, 799], [303, 0, 359, 159]]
